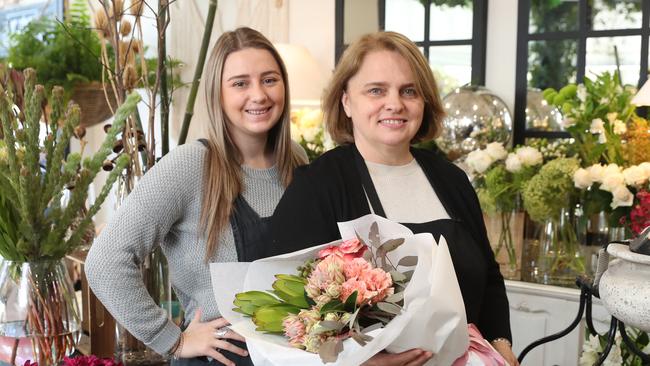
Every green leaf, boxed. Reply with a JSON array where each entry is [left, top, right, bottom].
[[383, 292, 404, 304], [389, 270, 406, 282], [379, 238, 404, 253], [397, 256, 418, 267], [377, 302, 402, 315], [320, 299, 345, 315], [344, 290, 358, 311]]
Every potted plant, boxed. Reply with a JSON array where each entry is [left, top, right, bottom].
[[0, 65, 139, 365], [6, 0, 113, 127]]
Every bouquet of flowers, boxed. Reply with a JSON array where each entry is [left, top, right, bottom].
[[211, 215, 506, 365], [543, 71, 636, 166], [579, 328, 650, 366], [290, 107, 335, 161]]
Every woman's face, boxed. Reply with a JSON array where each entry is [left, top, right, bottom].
[[341, 50, 424, 155], [221, 48, 285, 143]]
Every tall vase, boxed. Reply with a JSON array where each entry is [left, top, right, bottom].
[[535, 207, 586, 286], [0, 260, 80, 365], [576, 207, 629, 278], [484, 209, 525, 280]]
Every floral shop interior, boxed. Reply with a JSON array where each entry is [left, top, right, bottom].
[[1, 0, 650, 365]]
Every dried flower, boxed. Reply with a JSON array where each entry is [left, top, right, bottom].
[[94, 9, 110, 39], [119, 19, 132, 37], [131, 0, 144, 17], [122, 64, 138, 90]]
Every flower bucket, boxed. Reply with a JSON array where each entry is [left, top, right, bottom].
[[0, 260, 80, 365]]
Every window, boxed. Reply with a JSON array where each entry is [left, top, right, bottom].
[[513, 0, 650, 145], [0, 0, 64, 58], [335, 0, 488, 94]]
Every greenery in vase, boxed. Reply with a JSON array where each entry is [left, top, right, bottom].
[[0, 66, 141, 261], [6, 0, 103, 92], [543, 71, 636, 166], [580, 328, 650, 366]]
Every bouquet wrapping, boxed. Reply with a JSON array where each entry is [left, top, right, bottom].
[[211, 215, 502, 365]]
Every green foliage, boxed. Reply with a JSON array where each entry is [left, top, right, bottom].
[[6, 0, 102, 91], [522, 157, 580, 222], [0, 66, 140, 261], [543, 71, 636, 166]]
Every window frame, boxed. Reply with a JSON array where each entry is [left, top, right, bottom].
[[335, 0, 489, 86], [513, 0, 650, 145]]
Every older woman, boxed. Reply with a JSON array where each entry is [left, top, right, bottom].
[[269, 31, 518, 365]]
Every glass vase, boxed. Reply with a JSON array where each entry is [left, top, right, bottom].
[[535, 207, 586, 286], [0, 260, 80, 365], [485, 209, 525, 280]]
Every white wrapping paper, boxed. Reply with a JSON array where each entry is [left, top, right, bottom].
[[211, 214, 471, 365]]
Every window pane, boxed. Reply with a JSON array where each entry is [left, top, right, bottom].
[[430, 1, 473, 41], [529, 0, 578, 33], [586, 36, 641, 86], [590, 0, 642, 31], [528, 39, 577, 90], [344, 0, 380, 44], [429, 45, 472, 94], [385, 0, 425, 42]]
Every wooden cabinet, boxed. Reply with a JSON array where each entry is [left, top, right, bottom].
[[506, 280, 612, 366]]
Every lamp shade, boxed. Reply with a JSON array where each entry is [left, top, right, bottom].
[[631, 79, 650, 106], [274, 43, 327, 106]]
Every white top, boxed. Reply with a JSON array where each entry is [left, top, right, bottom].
[[365, 159, 451, 223]]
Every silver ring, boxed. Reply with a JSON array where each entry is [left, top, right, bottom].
[[214, 327, 229, 338]]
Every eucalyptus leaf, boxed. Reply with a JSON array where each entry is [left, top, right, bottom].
[[377, 301, 402, 315], [397, 256, 418, 267], [314, 320, 346, 333], [379, 238, 404, 253], [318, 339, 344, 363], [389, 270, 406, 282], [369, 222, 381, 248], [361, 322, 384, 334], [383, 292, 404, 303]]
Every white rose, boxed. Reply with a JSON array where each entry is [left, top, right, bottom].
[[639, 162, 650, 179], [606, 112, 618, 123], [613, 120, 627, 135], [290, 123, 302, 141], [611, 185, 634, 209], [516, 146, 543, 166], [590, 118, 605, 134], [623, 165, 648, 186], [587, 164, 606, 183], [466, 150, 494, 174], [505, 153, 522, 172], [485, 142, 508, 160], [302, 126, 320, 143], [600, 172, 625, 192], [573, 168, 592, 189], [603, 164, 622, 176]]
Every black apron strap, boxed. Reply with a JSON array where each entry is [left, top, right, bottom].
[[352, 145, 387, 218], [230, 196, 272, 262]]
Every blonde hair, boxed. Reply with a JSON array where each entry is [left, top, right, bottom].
[[322, 31, 445, 144], [201, 27, 306, 259]]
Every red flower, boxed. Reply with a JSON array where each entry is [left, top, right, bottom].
[[621, 190, 650, 235], [23, 361, 37, 366], [317, 238, 368, 261], [63, 355, 123, 366]]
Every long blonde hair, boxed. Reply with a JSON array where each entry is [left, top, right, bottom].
[[201, 27, 305, 259], [322, 31, 445, 144]]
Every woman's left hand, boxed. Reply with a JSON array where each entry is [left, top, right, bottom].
[[491, 341, 519, 366]]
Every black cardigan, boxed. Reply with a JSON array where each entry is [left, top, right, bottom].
[[268, 144, 512, 342]]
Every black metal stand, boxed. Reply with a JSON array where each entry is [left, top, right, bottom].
[[517, 275, 650, 365]]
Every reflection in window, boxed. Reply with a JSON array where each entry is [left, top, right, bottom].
[[591, 0, 641, 30], [586, 36, 641, 85], [429, 45, 472, 95], [528, 39, 577, 90], [529, 0, 578, 34]]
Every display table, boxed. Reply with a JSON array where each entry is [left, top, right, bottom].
[[506, 280, 612, 365]]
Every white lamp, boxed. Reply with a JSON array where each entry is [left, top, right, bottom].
[[274, 44, 327, 108], [631, 79, 650, 106]]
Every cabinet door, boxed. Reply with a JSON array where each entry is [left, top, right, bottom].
[[508, 291, 583, 366]]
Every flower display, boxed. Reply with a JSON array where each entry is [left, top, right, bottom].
[[290, 107, 335, 161], [579, 327, 650, 366], [621, 190, 650, 236]]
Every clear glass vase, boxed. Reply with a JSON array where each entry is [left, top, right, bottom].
[[535, 208, 586, 286], [0, 260, 80, 365], [485, 209, 525, 280]]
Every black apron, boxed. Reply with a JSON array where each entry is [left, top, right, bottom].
[[173, 141, 263, 365], [352, 148, 487, 325]]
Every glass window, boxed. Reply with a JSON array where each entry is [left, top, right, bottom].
[[529, 0, 578, 34], [385, 0, 426, 42], [590, 0, 642, 31], [429, 45, 472, 93], [585, 36, 641, 85], [528, 39, 578, 90], [429, 1, 473, 41]]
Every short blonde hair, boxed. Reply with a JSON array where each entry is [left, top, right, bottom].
[[322, 31, 445, 144]]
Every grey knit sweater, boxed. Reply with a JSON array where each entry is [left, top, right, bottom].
[[85, 140, 285, 355]]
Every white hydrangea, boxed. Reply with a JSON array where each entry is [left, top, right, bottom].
[[505, 153, 522, 172], [485, 142, 508, 161], [574, 168, 592, 189]]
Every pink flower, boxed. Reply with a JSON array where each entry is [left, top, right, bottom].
[[306, 255, 345, 305], [343, 258, 373, 279], [283, 314, 306, 349], [340, 267, 394, 305], [63, 355, 123, 366], [318, 239, 368, 261], [341, 278, 369, 305]]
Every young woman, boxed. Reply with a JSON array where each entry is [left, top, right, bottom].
[[269, 31, 518, 366], [85, 27, 306, 365]]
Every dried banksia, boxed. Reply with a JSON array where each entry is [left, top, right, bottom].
[[111, 0, 124, 21], [122, 64, 138, 90], [120, 19, 132, 37], [131, 40, 142, 54], [118, 41, 136, 69], [131, 0, 144, 17], [94, 9, 110, 39]]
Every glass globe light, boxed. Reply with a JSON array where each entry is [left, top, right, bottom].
[[436, 85, 512, 161], [526, 88, 564, 131]]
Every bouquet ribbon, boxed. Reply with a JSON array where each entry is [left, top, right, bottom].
[[452, 324, 507, 366]]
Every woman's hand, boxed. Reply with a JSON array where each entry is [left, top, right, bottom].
[[177, 309, 248, 366], [362, 349, 433, 366], [491, 341, 519, 366]]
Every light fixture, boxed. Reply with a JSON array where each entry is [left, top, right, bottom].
[[274, 43, 327, 108], [631, 79, 650, 106]]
